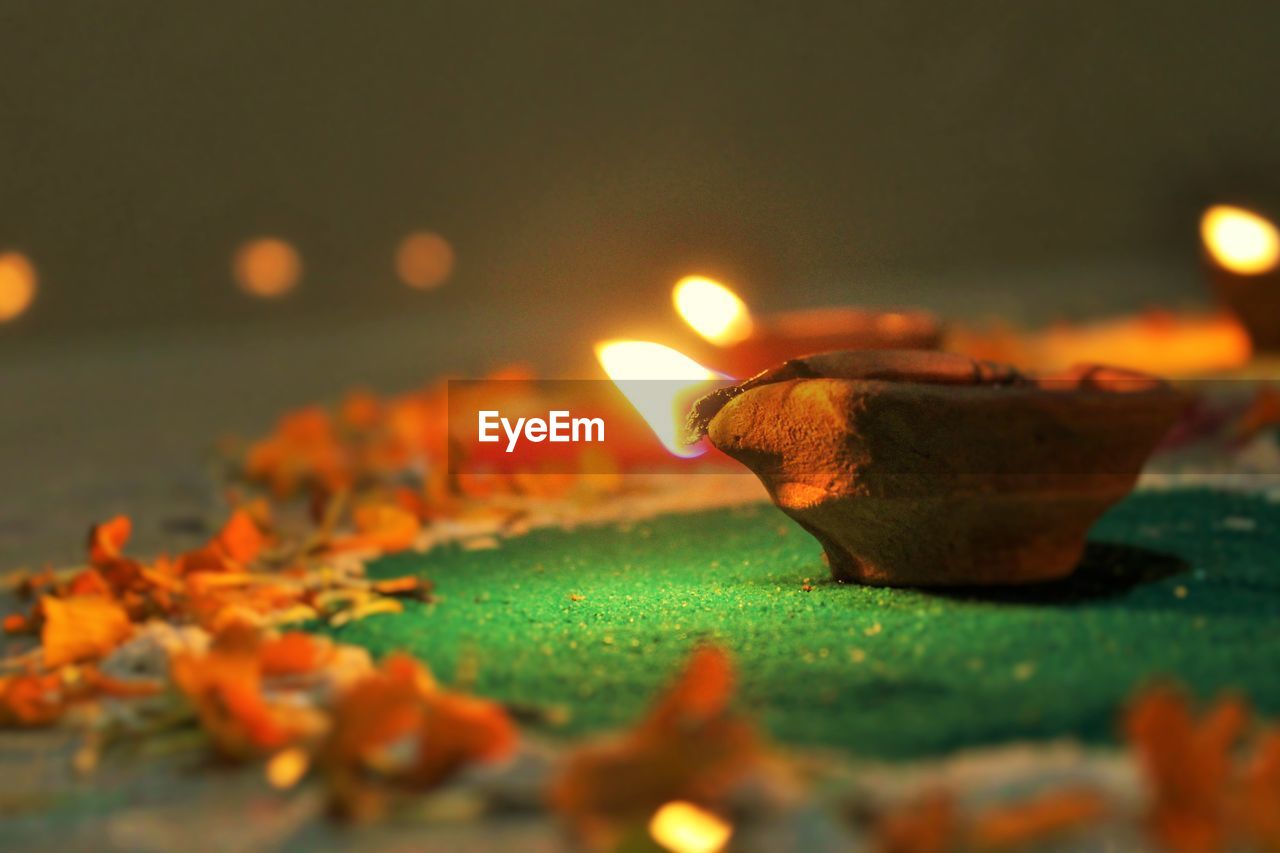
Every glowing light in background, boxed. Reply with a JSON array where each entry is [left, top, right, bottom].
[[265, 747, 310, 789], [648, 800, 733, 853], [1201, 205, 1280, 275], [396, 231, 455, 289], [595, 340, 727, 458], [234, 237, 301, 298], [673, 276, 754, 345], [0, 252, 37, 322]]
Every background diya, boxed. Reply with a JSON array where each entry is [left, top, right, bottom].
[[662, 268, 1259, 384], [671, 275, 944, 377]]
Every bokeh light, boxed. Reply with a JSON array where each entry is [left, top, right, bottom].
[[673, 276, 754, 345], [0, 252, 37, 323], [648, 800, 732, 853], [233, 237, 302, 298], [396, 231, 454, 289], [1201, 204, 1280, 275], [265, 747, 309, 789]]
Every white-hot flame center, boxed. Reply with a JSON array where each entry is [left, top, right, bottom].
[[1202, 204, 1280, 275], [673, 276, 754, 345], [595, 340, 727, 458]]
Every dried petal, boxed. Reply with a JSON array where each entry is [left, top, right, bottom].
[[41, 595, 133, 668], [322, 653, 515, 820], [874, 790, 957, 853], [330, 504, 421, 554], [968, 787, 1108, 849], [66, 568, 113, 598], [213, 508, 269, 565], [88, 515, 132, 564], [1241, 728, 1280, 848], [1126, 684, 1249, 852], [259, 632, 333, 677], [551, 646, 763, 846], [170, 623, 323, 758]]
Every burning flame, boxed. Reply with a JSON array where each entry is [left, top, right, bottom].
[[648, 800, 733, 853], [1201, 204, 1280, 275], [673, 276, 754, 345], [595, 340, 727, 458]]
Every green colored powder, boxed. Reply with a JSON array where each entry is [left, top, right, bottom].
[[328, 489, 1280, 760]]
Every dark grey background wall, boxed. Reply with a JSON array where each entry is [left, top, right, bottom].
[[1, 1, 1277, 344]]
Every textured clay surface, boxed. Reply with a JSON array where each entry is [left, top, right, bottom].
[[710, 308, 942, 377], [690, 350, 1186, 586]]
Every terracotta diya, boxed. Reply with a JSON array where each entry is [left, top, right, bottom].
[[711, 306, 943, 377], [1201, 203, 1280, 351], [687, 350, 1185, 587], [672, 276, 942, 377]]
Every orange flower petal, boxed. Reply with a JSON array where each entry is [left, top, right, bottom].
[[88, 515, 132, 565], [321, 653, 515, 819], [874, 790, 957, 853], [330, 503, 421, 554], [340, 390, 382, 431], [1126, 684, 1249, 852], [40, 595, 133, 668], [213, 508, 269, 565], [413, 688, 517, 787], [969, 787, 1109, 849], [551, 645, 762, 845], [66, 568, 113, 598], [0, 673, 65, 727], [651, 645, 734, 726], [171, 623, 320, 759], [260, 632, 333, 677]]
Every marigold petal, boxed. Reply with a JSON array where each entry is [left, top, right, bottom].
[[260, 632, 332, 677], [88, 516, 132, 565], [214, 508, 269, 565], [0, 673, 65, 727], [40, 595, 133, 668]]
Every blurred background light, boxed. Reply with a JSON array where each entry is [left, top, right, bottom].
[[0, 252, 37, 322], [1201, 205, 1280, 275], [233, 238, 301, 299], [648, 800, 732, 853], [672, 275, 754, 345], [395, 231, 454, 290]]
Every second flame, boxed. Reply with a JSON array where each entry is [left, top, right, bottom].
[[1202, 204, 1280, 275], [673, 276, 754, 345]]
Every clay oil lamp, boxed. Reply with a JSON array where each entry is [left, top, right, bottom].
[[672, 275, 942, 377], [687, 350, 1185, 587], [1201, 203, 1280, 352]]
